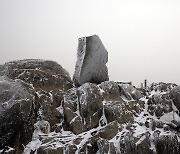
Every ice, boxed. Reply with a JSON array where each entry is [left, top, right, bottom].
[[23, 139, 42, 154]]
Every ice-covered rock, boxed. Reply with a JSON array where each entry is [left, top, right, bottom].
[[0, 59, 73, 153], [0, 76, 37, 153], [24, 81, 180, 154], [62, 81, 142, 135], [73, 35, 109, 86], [1, 58, 180, 154]]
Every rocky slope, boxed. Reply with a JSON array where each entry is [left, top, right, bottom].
[[0, 60, 180, 154]]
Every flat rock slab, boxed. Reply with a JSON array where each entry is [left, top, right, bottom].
[[73, 35, 109, 86]]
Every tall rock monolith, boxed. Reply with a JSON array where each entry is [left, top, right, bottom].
[[73, 35, 109, 86]]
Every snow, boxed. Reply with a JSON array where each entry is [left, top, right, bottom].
[[0, 147, 15, 153], [23, 139, 42, 154], [135, 135, 146, 146], [133, 124, 148, 137], [149, 133, 157, 153], [160, 111, 180, 123], [99, 104, 107, 126], [98, 87, 105, 95]]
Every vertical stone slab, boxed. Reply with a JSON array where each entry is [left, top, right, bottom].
[[73, 35, 109, 86]]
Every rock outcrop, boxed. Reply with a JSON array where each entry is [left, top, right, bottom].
[[0, 58, 180, 154], [0, 59, 73, 153], [23, 80, 180, 154], [73, 35, 109, 86], [1, 59, 72, 92]]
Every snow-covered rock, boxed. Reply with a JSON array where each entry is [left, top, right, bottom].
[[0, 60, 73, 153], [1, 59, 180, 154], [170, 86, 180, 111], [73, 35, 109, 86], [1, 59, 73, 92], [0, 76, 37, 153]]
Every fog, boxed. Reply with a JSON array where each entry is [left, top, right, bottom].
[[0, 0, 180, 86]]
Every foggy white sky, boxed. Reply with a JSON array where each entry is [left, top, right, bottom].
[[0, 0, 180, 86]]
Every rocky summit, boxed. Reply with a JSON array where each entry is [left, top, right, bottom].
[[0, 59, 180, 154], [0, 36, 180, 154]]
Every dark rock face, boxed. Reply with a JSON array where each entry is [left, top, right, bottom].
[[0, 59, 73, 153], [170, 86, 180, 111], [77, 83, 103, 131], [0, 59, 73, 129], [155, 134, 179, 154], [73, 35, 109, 86], [99, 121, 118, 140], [1, 59, 72, 92], [0, 76, 37, 153]]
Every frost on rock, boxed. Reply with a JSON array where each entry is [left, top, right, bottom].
[[0, 76, 37, 153], [23, 120, 50, 154], [73, 35, 109, 86], [1, 58, 180, 154], [1, 59, 73, 92]]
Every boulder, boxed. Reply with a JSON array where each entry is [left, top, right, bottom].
[[119, 83, 142, 100], [98, 81, 123, 102], [63, 81, 144, 135], [0, 59, 73, 131], [170, 86, 180, 112], [37, 147, 63, 154], [77, 83, 103, 130], [63, 88, 84, 134], [0, 76, 37, 153], [73, 35, 109, 86], [135, 135, 152, 154], [1, 59, 73, 92], [104, 101, 135, 124], [155, 134, 179, 154], [147, 93, 173, 117], [63, 83, 103, 134], [99, 121, 118, 140], [36, 90, 62, 129]]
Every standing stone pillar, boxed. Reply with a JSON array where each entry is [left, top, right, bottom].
[[73, 35, 109, 86]]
